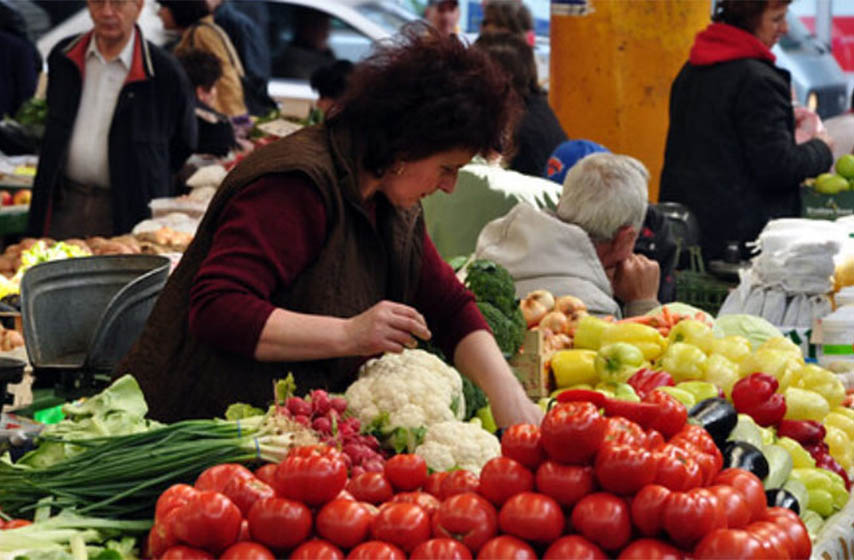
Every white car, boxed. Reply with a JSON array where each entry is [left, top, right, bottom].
[[37, 0, 417, 117]]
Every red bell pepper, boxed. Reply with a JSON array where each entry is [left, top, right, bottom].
[[627, 368, 675, 399], [556, 389, 607, 407], [730, 373, 787, 427], [776, 419, 826, 447], [555, 387, 665, 432]]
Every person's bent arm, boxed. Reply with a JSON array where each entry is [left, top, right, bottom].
[[254, 300, 431, 361], [454, 330, 543, 428], [612, 253, 660, 317]]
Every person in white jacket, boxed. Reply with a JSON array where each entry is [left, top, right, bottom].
[[476, 152, 660, 318]]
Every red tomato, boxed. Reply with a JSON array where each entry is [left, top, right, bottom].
[[673, 425, 719, 456], [147, 509, 180, 559], [439, 469, 480, 499], [384, 454, 428, 492], [316, 499, 373, 549], [193, 463, 254, 493], [643, 390, 687, 438], [693, 528, 767, 559], [653, 444, 703, 491], [604, 417, 648, 447], [535, 461, 595, 507], [646, 429, 666, 450], [671, 426, 723, 483], [669, 440, 718, 486], [410, 538, 473, 560], [543, 535, 607, 559], [478, 456, 534, 506], [155, 484, 199, 522], [424, 472, 448, 497], [291, 539, 345, 560], [475, 536, 536, 560], [221, 476, 274, 517], [763, 507, 811, 560], [713, 469, 767, 522], [498, 492, 563, 544], [662, 488, 727, 548], [594, 441, 657, 495], [570, 492, 632, 551], [347, 541, 406, 560], [631, 484, 671, 537], [2, 519, 32, 529], [275, 451, 348, 506], [347, 472, 394, 504], [432, 492, 498, 553], [237, 519, 250, 542], [247, 496, 312, 549], [219, 542, 275, 560], [371, 502, 431, 553], [706, 484, 751, 529], [390, 491, 441, 516], [160, 545, 215, 560], [254, 463, 278, 487], [500, 424, 546, 470], [617, 539, 684, 559], [170, 491, 242, 553], [747, 520, 794, 559], [541, 402, 607, 465]]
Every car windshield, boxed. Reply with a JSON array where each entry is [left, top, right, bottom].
[[353, 2, 410, 33]]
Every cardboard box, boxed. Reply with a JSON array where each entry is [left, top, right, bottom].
[[801, 187, 854, 220], [509, 329, 553, 399]]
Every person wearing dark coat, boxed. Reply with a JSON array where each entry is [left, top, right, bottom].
[[0, 30, 39, 118], [177, 47, 237, 158], [28, 0, 196, 239], [659, 0, 833, 262], [474, 31, 567, 177]]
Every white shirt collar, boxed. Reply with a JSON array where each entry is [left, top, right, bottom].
[[87, 27, 136, 68]]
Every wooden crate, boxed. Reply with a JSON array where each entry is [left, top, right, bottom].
[[509, 329, 553, 399]]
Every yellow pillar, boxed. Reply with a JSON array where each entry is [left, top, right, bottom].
[[550, 0, 711, 201]]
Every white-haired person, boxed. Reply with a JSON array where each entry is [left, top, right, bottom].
[[475, 152, 660, 318]]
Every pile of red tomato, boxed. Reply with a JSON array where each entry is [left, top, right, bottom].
[[146, 397, 811, 559]]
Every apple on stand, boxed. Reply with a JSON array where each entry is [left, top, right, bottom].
[[13, 189, 31, 206], [0, 190, 12, 206]]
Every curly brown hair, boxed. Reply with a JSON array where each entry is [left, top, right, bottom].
[[713, 0, 792, 33], [327, 23, 522, 176]]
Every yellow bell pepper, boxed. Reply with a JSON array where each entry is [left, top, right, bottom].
[[703, 354, 740, 398], [789, 468, 842, 518], [675, 381, 719, 403], [474, 405, 497, 433], [667, 319, 713, 354], [601, 323, 667, 361], [550, 349, 598, 388], [573, 315, 612, 351], [824, 411, 854, 442], [783, 387, 830, 422], [654, 385, 696, 409], [758, 336, 803, 357], [776, 436, 816, 469], [738, 349, 803, 386], [833, 406, 854, 422], [709, 335, 752, 364], [596, 381, 640, 402], [660, 342, 707, 383], [789, 365, 846, 408], [824, 425, 854, 471], [594, 342, 647, 384]]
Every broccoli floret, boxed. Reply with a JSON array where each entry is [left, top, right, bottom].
[[461, 375, 487, 421], [477, 300, 525, 358], [465, 259, 517, 317]]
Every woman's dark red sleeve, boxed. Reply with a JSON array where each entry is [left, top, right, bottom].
[[188, 173, 327, 356], [415, 231, 490, 359]]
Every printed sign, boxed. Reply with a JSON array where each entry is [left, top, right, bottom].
[[551, 0, 593, 17]]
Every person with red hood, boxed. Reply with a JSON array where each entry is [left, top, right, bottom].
[[659, 0, 833, 263]]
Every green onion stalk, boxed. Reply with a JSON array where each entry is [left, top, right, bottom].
[[0, 415, 314, 519]]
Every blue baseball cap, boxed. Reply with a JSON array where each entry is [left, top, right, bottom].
[[544, 139, 610, 185]]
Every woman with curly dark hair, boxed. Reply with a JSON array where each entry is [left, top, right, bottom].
[[659, 0, 833, 262], [120, 24, 541, 427]]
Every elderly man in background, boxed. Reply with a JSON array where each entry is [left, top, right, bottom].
[[29, 0, 196, 239], [476, 153, 660, 318], [424, 0, 460, 37]]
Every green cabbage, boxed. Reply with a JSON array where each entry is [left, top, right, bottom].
[[713, 314, 783, 351]]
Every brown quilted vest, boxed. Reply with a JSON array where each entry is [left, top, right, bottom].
[[117, 125, 424, 422]]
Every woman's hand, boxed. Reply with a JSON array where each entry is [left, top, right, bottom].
[[345, 300, 432, 356]]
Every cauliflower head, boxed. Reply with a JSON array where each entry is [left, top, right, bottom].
[[414, 419, 501, 475], [344, 349, 465, 430]]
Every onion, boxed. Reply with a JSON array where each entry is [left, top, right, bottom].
[[539, 310, 569, 334], [520, 289, 555, 327], [554, 295, 587, 315]]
